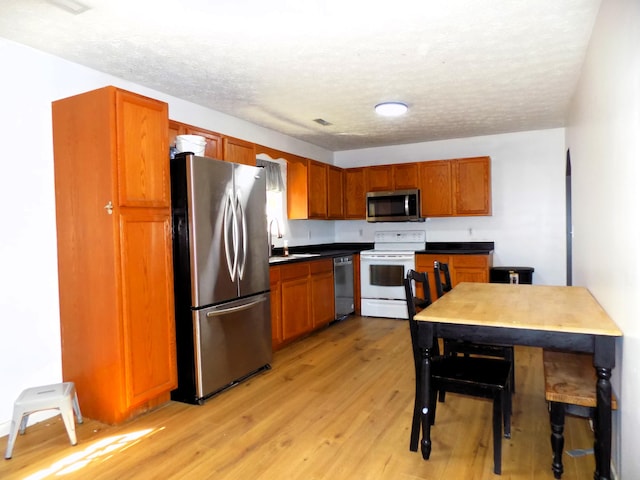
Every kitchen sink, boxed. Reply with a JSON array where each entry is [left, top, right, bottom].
[[269, 253, 321, 263]]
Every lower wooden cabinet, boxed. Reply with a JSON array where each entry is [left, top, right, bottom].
[[416, 253, 493, 301], [269, 267, 283, 349], [310, 260, 335, 328], [270, 258, 335, 350]]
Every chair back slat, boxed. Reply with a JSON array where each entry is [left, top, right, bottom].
[[433, 261, 452, 298]]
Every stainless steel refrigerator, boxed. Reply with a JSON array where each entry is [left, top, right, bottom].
[[170, 152, 271, 404]]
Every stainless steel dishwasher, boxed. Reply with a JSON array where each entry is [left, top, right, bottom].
[[333, 255, 355, 320]]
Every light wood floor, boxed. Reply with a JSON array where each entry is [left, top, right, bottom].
[[1, 316, 596, 479]]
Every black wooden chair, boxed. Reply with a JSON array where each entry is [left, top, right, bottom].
[[405, 269, 513, 475], [434, 261, 516, 397]]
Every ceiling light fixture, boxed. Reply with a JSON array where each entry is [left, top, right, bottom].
[[375, 102, 408, 117]]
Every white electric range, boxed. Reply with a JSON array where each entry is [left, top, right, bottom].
[[360, 231, 426, 319]]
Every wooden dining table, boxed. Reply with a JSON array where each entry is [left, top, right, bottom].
[[413, 282, 622, 480]]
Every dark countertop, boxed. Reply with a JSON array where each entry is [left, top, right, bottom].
[[418, 241, 495, 255], [268, 243, 372, 265], [269, 241, 494, 265]]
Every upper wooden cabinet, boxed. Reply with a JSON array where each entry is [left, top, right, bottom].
[[169, 120, 223, 160], [344, 167, 366, 219], [285, 154, 310, 219], [327, 165, 344, 219], [454, 156, 492, 216], [420, 160, 453, 217], [53, 86, 177, 424], [420, 157, 491, 217], [223, 135, 256, 165], [366, 165, 394, 192], [393, 163, 420, 190], [169, 121, 258, 165], [366, 163, 420, 192], [169, 123, 491, 219], [308, 160, 328, 219]]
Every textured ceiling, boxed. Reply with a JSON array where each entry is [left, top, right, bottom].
[[0, 0, 601, 151]]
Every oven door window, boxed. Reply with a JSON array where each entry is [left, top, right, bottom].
[[369, 264, 405, 287]]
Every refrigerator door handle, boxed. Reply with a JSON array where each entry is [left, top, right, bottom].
[[205, 295, 268, 317], [236, 189, 247, 280], [223, 191, 237, 281]]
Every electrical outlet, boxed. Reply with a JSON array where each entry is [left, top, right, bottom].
[[359, 229, 363, 237], [307, 231, 311, 239]]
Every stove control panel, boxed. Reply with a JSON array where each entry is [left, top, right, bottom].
[[373, 230, 426, 251]]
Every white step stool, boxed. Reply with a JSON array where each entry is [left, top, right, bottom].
[[4, 382, 83, 459]]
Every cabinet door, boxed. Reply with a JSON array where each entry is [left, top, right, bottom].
[[287, 156, 309, 219], [327, 165, 344, 219], [223, 136, 256, 165], [281, 263, 312, 340], [344, 167, 366, 219], [366, 165, 394, 192], [169, 120, 181, 149], [311, 260, 334, 328], [184, 126, 223, 160], [116, 90, 170, 208], [119, 209, 177, 408], [454, 157, 492, 216], [451, 254, 491, 285], [308, 160, 328, 219], [269, 267, 283, 349], [393, 163, 419, 190], [419, 161, 453, 217]]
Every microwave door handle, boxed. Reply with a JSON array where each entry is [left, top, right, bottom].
[[405, 195, 410, 216]]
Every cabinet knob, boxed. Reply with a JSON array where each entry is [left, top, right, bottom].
[[104, 201, 113, 215]]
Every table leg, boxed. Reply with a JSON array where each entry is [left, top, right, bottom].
[[549, 402, 565, 479], [594, 367, 613, 480]]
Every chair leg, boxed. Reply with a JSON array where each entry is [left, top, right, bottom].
[[492, 394, 503, 475], [549, 402, 566, 479]]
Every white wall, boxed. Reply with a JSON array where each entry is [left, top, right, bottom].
[[0, 38, 333, 436], [566, 0, 640, 477], [335, 129, 567, 286]]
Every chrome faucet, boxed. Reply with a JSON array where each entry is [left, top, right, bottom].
[[268, 218, 282, 257]]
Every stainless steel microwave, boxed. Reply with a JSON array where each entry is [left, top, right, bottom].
[[366, 189, 424, 222]]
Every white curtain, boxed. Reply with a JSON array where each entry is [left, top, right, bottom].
[[256, 159, 285, 192]]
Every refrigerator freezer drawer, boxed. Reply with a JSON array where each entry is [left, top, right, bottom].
[[194, 293, 272, 402]]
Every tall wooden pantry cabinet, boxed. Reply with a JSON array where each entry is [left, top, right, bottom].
[[52, 86, 177, 424]]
